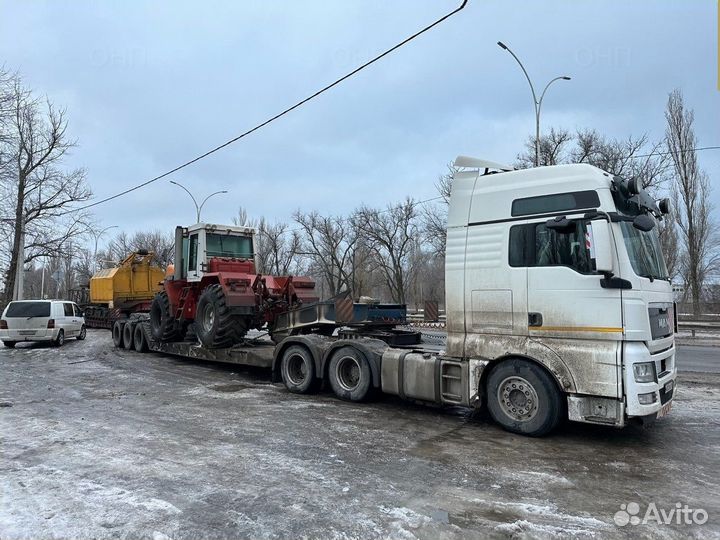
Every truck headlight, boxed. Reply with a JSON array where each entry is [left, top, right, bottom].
[[633, 362, 656, 383], [638, 392, 657, 405]]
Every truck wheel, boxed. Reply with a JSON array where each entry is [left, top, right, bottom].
[[328, 346, 373, 402], [122, 322, 135, 350], [486, 358, 563, 437], [150, 291, 181, 342], [196, 284, 247, 348], [280, 345, 318, 394], [133, 325, 149, 353], [112, 320, 124, 348]]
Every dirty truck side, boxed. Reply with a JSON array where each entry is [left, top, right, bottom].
[[120, 157, 677, 437]]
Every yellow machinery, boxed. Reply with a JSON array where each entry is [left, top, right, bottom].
[[85, 251, 165, 328]]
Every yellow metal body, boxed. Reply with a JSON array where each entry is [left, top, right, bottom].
[[90, 252, 165, 308]]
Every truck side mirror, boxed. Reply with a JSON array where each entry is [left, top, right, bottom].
[[590, 220, 613, 274], [632, 214, 655, 232]]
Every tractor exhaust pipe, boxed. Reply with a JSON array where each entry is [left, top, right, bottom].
[[174, 226, 184, 280]]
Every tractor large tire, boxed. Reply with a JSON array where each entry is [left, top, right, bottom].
[[150, 291, 181, 342], [195, 284, 248, 349]]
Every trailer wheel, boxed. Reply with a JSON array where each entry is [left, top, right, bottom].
[[195, 284, 248, 348], [328, 346, 373, 402], [150, 291, 181, 342], [112, 320, 125, 348], [122, 322, 135, 350], [280, 345, 318, 394], [486, 358, 563, 437], [133, 324, 149, 353]]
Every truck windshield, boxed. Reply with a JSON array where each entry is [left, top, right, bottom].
[[619, 222, 669, 281], [206, 233, 253, 259]]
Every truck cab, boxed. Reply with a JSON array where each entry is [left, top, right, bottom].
[[174, 223, 257, 282], [446, 157, 675, 432]]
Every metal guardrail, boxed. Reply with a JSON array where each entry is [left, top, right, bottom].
[[406, 312, 720, 334]]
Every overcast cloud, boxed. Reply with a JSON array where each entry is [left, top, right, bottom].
[[1, 0, 718, 238]]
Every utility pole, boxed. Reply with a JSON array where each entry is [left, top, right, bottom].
[[497, 41, 571, 167]]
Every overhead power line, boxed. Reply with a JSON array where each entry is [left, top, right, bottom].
[[69, 1, 469, 213], [627, 145, 720, 160]]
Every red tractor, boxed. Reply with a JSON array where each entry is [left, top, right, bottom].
[[150, 223, 317, 347]]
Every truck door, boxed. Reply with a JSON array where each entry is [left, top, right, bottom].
[[519, 218, 622, 397], [463, 222, 528, 349], [187, 232, 200, 281]]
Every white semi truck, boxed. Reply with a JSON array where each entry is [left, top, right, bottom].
[[120, 157, 676, 436]]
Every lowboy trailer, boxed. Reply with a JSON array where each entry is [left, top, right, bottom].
[[112, 157, 678, 436]]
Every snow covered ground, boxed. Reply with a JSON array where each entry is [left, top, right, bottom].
[[1, 330, 718, 539]]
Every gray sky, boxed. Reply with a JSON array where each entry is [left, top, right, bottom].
[[1, 0, 718, 241]]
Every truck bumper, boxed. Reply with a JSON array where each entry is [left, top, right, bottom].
[[623, 341, 676, 418]]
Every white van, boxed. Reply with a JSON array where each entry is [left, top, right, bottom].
[[0, 300, 87, 348]]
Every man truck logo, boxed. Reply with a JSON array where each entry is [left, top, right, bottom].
[[614, 502, 708, 526], [658, 316, 668, 328]]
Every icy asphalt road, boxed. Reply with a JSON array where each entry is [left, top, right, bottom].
[[1, 330, 719, 539]]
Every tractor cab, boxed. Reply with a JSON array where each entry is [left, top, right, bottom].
[[173, 223, 256, 282]]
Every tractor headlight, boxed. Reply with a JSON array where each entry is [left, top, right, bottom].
[[633, 362, 656, 383]]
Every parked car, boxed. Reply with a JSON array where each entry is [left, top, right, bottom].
[[0, 300, 87, 348]]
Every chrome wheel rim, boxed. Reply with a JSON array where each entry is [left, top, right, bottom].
[[497, 376, 539, 421], [336, 356, 361, 391]]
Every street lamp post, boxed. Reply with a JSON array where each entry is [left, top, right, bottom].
[[497, 41, 571, 167], [92, 225, 119, 274], [170, 180, 228, 223]]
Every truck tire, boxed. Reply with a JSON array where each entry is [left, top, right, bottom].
[[327, 346, 373, 402], [280, 345, 318, 394], [112, 320, 124, 348], [150, 291, 181, 342], [133, 325, 149, 353], [122, 322, 135, 350], [195, 284, 248, 348], [486, 358, 563, 437]]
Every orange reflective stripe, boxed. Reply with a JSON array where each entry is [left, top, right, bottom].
[[530, 326, 624, 333]]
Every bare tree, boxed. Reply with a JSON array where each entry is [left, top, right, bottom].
[[353, 199, 418, 304], [0, 72, 92, 301], [102, 229, 175, 269], [571, 129, 669, 192], [665, 89, 718, 314], [517, 127, 573, 168], [255, 219, 303, 275], [422, 163, 455, 253], [516, 127, 670, 194], [293, 211, 357, 297]]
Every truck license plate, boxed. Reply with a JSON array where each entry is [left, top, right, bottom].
[[657, 402, 672, 418]]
